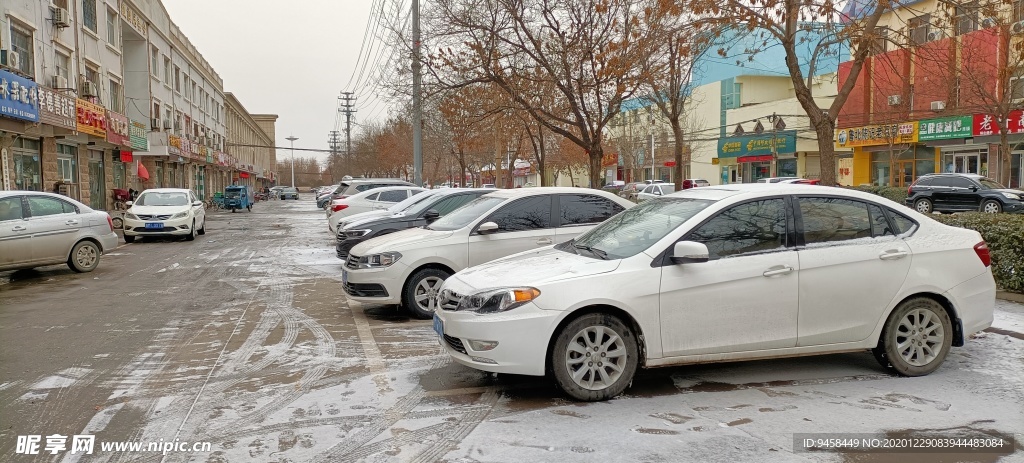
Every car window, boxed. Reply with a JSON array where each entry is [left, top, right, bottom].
[[946, 177, 977, 189], [0, 197, 25, 221], [483, 196, 552, 232], [427, 194, 478, 216], [355, 184, 374, 192], [427, 196, 505, 231], [914, 177, 936, 187], [661, 184, 677, 194], [888, 209, 918, 235], [571, 198, 714, 259], [378, 190, 408, 202], [688, 199, 788, 260], [641, 185, 653, 194], [799, 197, 873, 244], [364, 192, 380, 201], [978, 177, 1006, 189], [27, 196, 76, 217], [868, 204, 896, 237], [559, 194, 624, 226], [136, 192, 189, 206]]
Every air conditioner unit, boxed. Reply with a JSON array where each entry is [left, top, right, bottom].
[[52, 7, 71, 27], [80, 81, 98, 97], [887, 95, 902, 106], [982, 18, 997, 29], [52, 75, 68, 89], [162, 119, 172, 129], [151, 118, 160, 129], [0, 50, 20, 69], [1013, 21, 1024, 34], [927, 30, 945, 42], [931, 100, 946, 111]]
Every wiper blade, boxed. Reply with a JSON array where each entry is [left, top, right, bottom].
[[573, 242, 608, 260]]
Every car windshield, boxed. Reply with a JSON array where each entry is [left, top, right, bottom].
[[391, 191, 438, 213], [136, 192, 189, 206], [426, 196, 505, 231], [978, 178, 1006, 189], [225, 190, 241, 199], [282, 188, 297, 193], [567, 198, 715, 260]]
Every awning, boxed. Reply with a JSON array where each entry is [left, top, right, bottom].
[[138, 162, 150, 181]]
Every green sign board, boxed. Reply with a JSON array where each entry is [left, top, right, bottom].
[[129, 120, 148, 151], [918, 115, 972, 141], [718, 130, 797, 158]]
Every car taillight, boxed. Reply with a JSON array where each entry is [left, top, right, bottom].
[[974, 241, 991, 267], [332, 204, 349, 212], [106, 214, 114, 232]]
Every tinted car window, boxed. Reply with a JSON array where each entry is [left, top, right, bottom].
[[484, 196, 552, 232], [428, 194, 478, 216], [799, 197, 873, 244], [355, 184, 375, 192], [0, 197, 25, 221], [913, 177, 936, 187], [888, 209, 918, 235], [378, 190, 408, 202], [688, 199, 787, 260], [559, 194, 624, 226], [946, 177, 977, 189], [428, 196, 505, 231], [868, 204, 896, 237], [28, 196, 76, 217], [364, 192, 380, 201]]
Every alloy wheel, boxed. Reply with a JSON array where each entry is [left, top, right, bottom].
[[413, 276, 444, 312], [915, 199, 932, 213], [76, 245, 98, 269], [895, 308, 945, 367], [564, 325, 629, 391], [982, 201, 1001, 213]]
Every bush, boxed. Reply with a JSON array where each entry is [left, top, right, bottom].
[[931, 213, 1024, 293], [843, 185, 908, 205]]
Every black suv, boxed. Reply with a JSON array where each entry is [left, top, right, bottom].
[[906, 173, 1023, 214]]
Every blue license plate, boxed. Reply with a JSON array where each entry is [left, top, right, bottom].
[[433, 315, 443, 337], [145, 222, 163, 230], [342, 270, 348, 285]]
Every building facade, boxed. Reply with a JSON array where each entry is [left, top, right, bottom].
[[1, 0, 276, 207], [225, 93, 276, 189]]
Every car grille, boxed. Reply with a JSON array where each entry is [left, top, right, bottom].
[[336, 240, 356, 260], [443, 334, 467, 354], [137, 214, 172, 220], [345, 254, 360, 270], [342, 282, 388, 298]]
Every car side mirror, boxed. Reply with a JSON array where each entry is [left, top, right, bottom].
[[193, 201, 203, 207], [423, 209, 440, 223], [125, 201, 133, 207], [970, 186, 979, 192], [477, 221, 499, 234], [671, 241, 710, 264]]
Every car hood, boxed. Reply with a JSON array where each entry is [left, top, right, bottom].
[[447, 246, 620, 291], [129, 205, 190, 215], [350, 227, 454, 255]]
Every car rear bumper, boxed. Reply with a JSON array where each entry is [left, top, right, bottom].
[[944, 270, 996, 337], [98, 232, 119, 252]]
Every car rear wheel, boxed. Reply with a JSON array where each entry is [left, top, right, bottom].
[[186, 220, 196, 241], [914, 198, 933, 214], [872, 297, 952, 376], [981, 200, 1002, 213], [403, 268, 450, 319], [67, 241, 100, 273], [197, 219, 206, 235], [551, 313, 639, 401]]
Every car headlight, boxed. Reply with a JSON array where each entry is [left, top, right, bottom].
[[1002, 192, 1021, 200], [455, 287, 541, 314], [345, 229, 371, 239], [125, 212, 139, 220], [357, 252, 402, 268], [171, 211, 189, 219]]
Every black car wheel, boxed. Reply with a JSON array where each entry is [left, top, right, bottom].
[[981, 200, 1002, 214], [914, 198, 933, 214], [402, 268, 450, 319]]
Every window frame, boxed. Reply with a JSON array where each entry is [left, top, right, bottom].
[[108, 77, 123, 113], [908, 14, 931, 46], [793, 196, 889, 247], [105, 7, 119, 46], [83, 0, 98, 32], [9, 22, 35, 77], [954, 2, 979, 36], [0, 196, 27, 222], [55, 51, 71, 81], [26, 195, 78, 218]]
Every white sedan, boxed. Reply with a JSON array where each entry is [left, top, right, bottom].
[[122, 188, 206, 243], [435, 184, 996, 401], [327, 186, 426, 233]]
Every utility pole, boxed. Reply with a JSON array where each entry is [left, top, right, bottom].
[[286, 135, 298, 187], [328, 130, 342, 182], [339, 92, 356, 175], [412, 0, 423, 186]]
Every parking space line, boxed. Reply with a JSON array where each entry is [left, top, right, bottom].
[[349, 302, 390, 393]]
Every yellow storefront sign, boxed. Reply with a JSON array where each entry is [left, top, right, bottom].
[[835, 122, 918, 148]]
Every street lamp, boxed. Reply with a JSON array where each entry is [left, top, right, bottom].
[[286, 135, 298, 187]]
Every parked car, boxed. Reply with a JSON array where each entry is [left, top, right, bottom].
[[906, 173, 1023, 214], [122, 188, 207, 243], [757, 177, 801, 183], [327, 186, 426, 233], [684, 179, 711, 188], [434, 184, 996, 401], [779, 178, 821, 185], [618, 182, 644, 202], [481, 184, 497, 189], [334, 190, 446, 231], [326, 179, 416, 206], [342, 188, 634, 318], [270, 186, 285, 197], [636, 183, 677, 202], [336, 188, 496, 260], [0, 191, 119, 273], [279, 187, 300, 200]]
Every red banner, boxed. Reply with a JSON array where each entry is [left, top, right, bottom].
[[239, 172, 250, 179], [119, 150, 133, 162], [973, 110, 1024, 136], [737, 155, 773, 163]]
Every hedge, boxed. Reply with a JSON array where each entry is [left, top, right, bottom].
[[930, 213, 1024, 293], [847, 185, 909, 205]]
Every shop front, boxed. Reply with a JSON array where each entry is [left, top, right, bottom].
[[837, 122, 933, 187], [1, 69, 41, 191], [11, 137, 42, 191], [717, 130, 797, 183]]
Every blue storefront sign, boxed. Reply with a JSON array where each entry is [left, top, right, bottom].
[[0, 70, 40, 122], [718, 130, 797, 158]]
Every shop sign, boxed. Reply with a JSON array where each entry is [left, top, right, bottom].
[[737, 155, 774, 163], [0, 69, 40, 122], [130, 120, 148, 151], [919, 115, 972, 141], [168, 134, 182, 156], [119, 150, 133, 162], [972, 111, 1024, 136], [718, 130, 797, 158], [36, 86, 76, 129], [835, 122, 918, 148], [76, 99, 108, 137], [119, 0, 148, 36], [106, 110, 131, 146]]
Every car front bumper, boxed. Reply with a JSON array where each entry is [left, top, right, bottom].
[[123, 216, 194, 236], [343, 264, 407, 305], [434, 302, 559, 376], [335, 237, 368, 260]]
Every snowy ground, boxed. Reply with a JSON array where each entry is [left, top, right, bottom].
[[0, 195, 1021, 463]]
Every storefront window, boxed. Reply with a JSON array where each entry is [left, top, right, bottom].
[[113, 161, 126, 189], [941, 147, 988, 177], [871, 147, 936, 187], [56, 144, 79, 199], [88, 150, 105, 210], [13, 138, 42, 191], [1012, 152, 1022, 189], [777, 158, 798, 177]]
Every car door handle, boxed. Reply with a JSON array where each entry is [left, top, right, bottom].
[[879, 249, 909, 260], [762, 266, 794, 277], [12, 225, 27, 231], [65, 219, 79, 225], [536, 238, 553, 245]]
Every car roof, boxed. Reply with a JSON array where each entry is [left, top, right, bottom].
[[483, 186, 616, 199], [141, 188, 191, 193], [665, 183, 894, 203], [920, 173, 983, 179], [347, 185, 424, 198], [343, 178, 411, 184]]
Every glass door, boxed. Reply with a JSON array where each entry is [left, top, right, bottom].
[[894, 161, 915, 188], [89, 160, 106, 210], [947, 154, 979, 174]]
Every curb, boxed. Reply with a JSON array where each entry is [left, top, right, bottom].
[[997, 291, 1024, 303]]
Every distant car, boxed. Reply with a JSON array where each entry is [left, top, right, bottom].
[[122, 188, 207, 243], [636, 183, 677, 202], [0, 191, 118, 273], [683, 179, 711, 188], [327, 186, 427, 233], [335, 191, 444, 232], [481, 184, 496, 189], [327, 179, 416, 205], [907, 173, 1023, 214], [779, 178, 821, 185], [435, 184, 996, 401], [757, 177, 801, 183], [279, 187, 300, 200], [619, 182, 643, 202]]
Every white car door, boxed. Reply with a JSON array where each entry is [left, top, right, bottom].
[[467, 195, 556, 267], [659, 198, 799, 357], [0, 196, 32, 268], [794, 197, 913, 346], [26, 195, 82, 263], [191, 192, 205, 228]]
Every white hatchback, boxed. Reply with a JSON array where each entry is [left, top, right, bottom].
[[435, 185, 996, 401], [343, 188, 635, 318]]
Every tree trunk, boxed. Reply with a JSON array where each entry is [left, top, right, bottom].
[[538, 127, 547, 186], [588, 145, 603, 189], [672, 121, 684, 190], [1000, 130, 1012, 186], [457, 148, 467, 188], [813, 119, 838, 186]]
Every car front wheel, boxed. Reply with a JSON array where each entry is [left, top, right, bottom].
[[402, 268, 450, 319], [873, 297, 952, 376], [551, 313, 639, 401], [68, 241, 100, 273], [186, 220, 196, 241], [914, 198, 933, 214], [981, 200, 1002, 213]]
